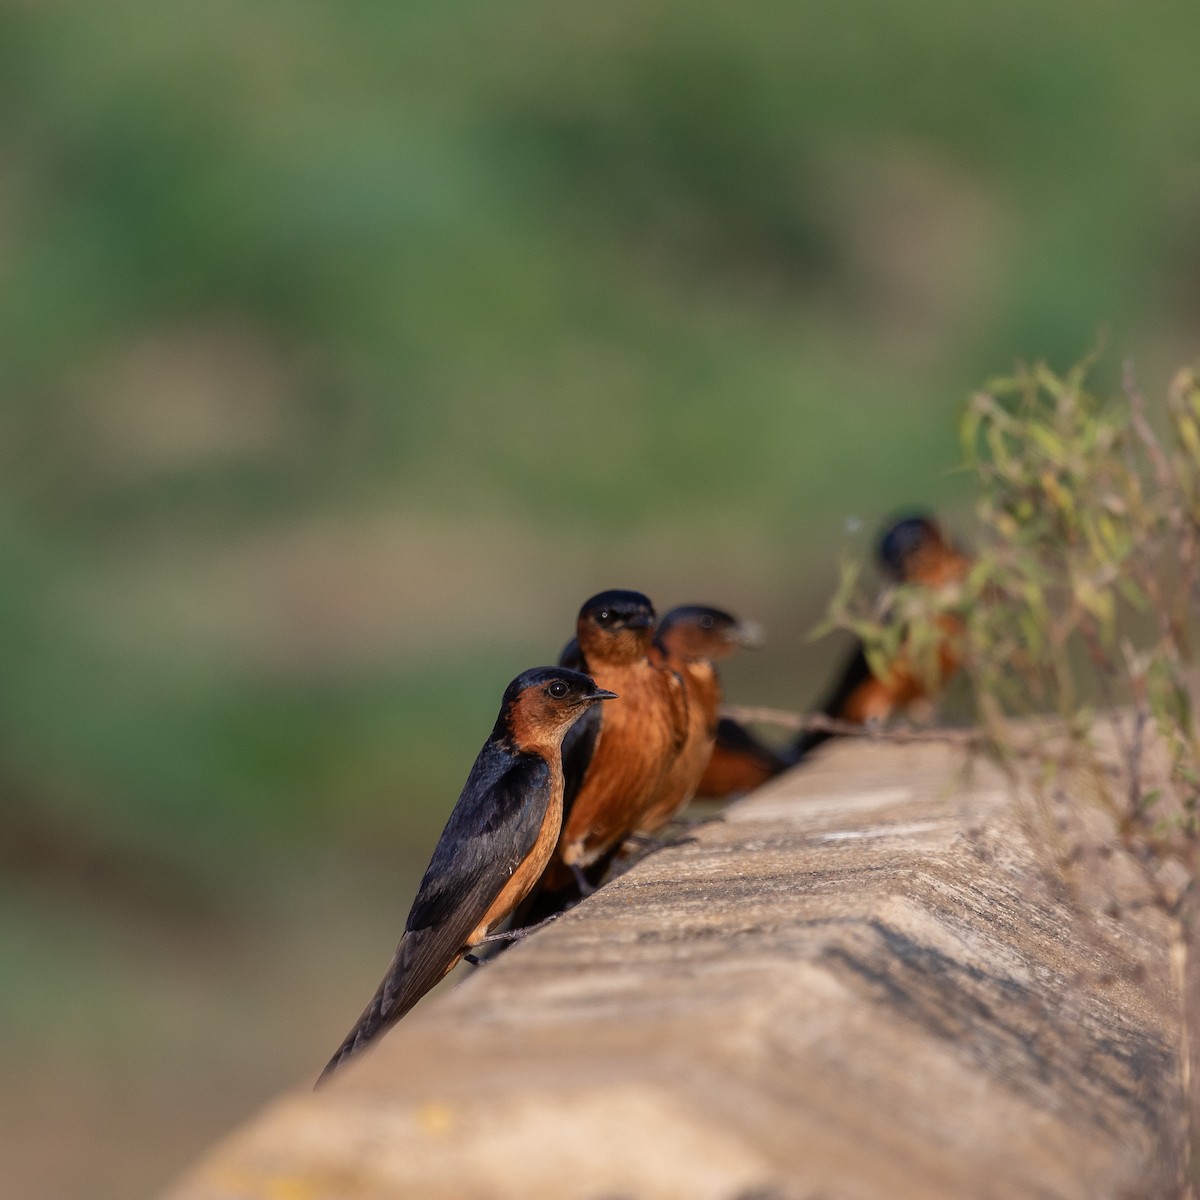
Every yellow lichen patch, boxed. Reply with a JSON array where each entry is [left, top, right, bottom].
[[209, 1165, 375, 1200], [415, 1100, 457, 1137], [209, 1167, 321, 1200]]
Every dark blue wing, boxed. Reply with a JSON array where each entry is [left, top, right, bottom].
[[406, 743, 550, 931], [560, 703, 601, 819], [319, 743, 551, 1079], [556, 637, 600, 819], [557, 636, 586, 671]]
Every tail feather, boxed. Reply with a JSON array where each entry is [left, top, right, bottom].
[[789, 725, 834, 760], [789, 643, 874, 760], [713, 716, 790, 773], [316, 929, 458, 1085]]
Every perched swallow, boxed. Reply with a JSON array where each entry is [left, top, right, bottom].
[[695, 715, 790, 799], [793, 513, 970, 758], [635, 605, 761, 834], [527, 590, 687, 907], [318, 666, 615, 1082]]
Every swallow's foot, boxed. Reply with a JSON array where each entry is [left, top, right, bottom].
[[625, 829, 702, 855], [475, 912, 562, 946], [622, 833, 657, 848], [463, 953, 488, 967], [626, 815, 720, 853], [666, 810, 727, 834], [570, 862, 597, 897]]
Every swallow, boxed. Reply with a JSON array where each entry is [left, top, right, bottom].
[[318, 666, 615, 1082], [695, 715, 790, 799], [793, 512, 971, 758], [523, 590, 688, 910], [635, 605, 761, 834]]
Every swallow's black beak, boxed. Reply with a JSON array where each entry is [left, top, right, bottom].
[[587, 688, 619, 702], [623, 613, 653, 630]]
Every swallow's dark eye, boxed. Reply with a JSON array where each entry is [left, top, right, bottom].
[[595, 610, 613, 627], [699, 614, 715, 630], [547, 681, 569, 699]]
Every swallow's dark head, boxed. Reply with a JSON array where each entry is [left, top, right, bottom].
[[500, 666, 617, 750], [877, 514, 945, 582], [656, 605, 763, 662], [877, 512, 971, 586], [576, 589, 657, 664]]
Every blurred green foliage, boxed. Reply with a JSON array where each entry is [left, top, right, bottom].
[[2, 0, 1198, 868]]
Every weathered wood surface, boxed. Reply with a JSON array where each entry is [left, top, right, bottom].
[[163, 741, 1177, 1200]]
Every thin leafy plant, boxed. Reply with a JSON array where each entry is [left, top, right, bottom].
[[822, 358, 1200, 1196]]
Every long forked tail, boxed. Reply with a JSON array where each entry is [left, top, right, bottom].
[[316, 930, 457, 1086], [317, 991, 391, 1086], [788, 643, 874, 761], [713, 716, 790, 773], [790, 723, 836, 760]]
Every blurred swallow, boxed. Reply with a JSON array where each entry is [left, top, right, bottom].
[[877, 513, 971, 589], [518, 590, 688, 915], [318, 666, 615, 1082], [636, 605, 762, 833], [793, 512, 970, 758]]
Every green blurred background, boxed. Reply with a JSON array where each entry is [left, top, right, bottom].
[[1, 2, 1197, 1195]]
